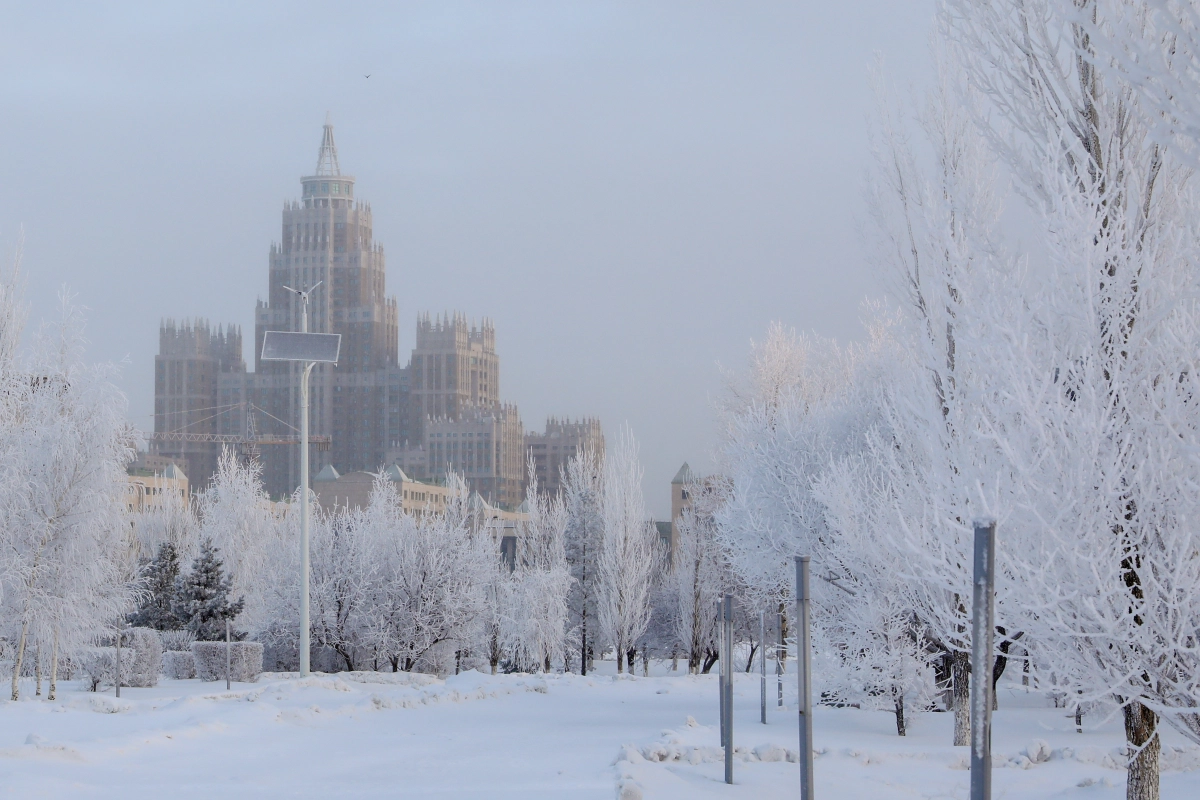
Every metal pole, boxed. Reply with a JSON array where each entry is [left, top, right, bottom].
[[299, 293, 313, 678], [723, 593, 734, 786], [760, 611, 767, 724], [796, 556, 814, 800], [970, 520, 996, 800], [718, 599, 726, 749], [114, 626, 121, 698], [226, 618, 232, 691]]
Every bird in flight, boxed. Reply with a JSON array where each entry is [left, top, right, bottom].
[[364, 74, 371, 79]]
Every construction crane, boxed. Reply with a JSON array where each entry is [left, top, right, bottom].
[[144, 402, 331, 465]]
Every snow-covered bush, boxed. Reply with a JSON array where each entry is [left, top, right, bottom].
[[124, 628, 162, 687], [81, 629, 162, 689], [81, 647, 134, 691], [162, 650, 195, 680], [191, 641, 263, 683], [160, 629, 194, 652]]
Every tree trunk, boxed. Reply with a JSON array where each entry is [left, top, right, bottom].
[[744, 643, 758, 673], [701, 648, 718, 674], [894, 688, 906, 737], [11, 617, 30, 701], [952, 650, 970, 746], [642, 648, 649, 677], [48, 629, 59, 701], [35, 644, 42, 696], [934, 651, 953, 710], [1124, 701, 1159, 800]]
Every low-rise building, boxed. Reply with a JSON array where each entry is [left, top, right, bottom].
[[126, 462, 189, 513], [313, 464, 452, 517]]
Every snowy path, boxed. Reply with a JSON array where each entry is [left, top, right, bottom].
[[1, 670, 1199, 798]]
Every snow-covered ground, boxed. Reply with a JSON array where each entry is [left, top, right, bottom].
[[2, 666, 1198, 798]]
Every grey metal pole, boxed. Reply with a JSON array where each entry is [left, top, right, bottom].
[[723, 593, 734, 785], [299, 293, 314, 678], [796, 556, 814, 800], [970, 519, 996, 800], [760, 611, 767, 724], [226, 618, 232, 691], [718, 599, 726, 749], [114, 626, 121, 698]]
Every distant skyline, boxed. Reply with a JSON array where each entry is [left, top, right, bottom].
[[0, 1, 935, 517]]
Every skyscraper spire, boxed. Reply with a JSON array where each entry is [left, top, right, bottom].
[[315, 114, 341, 176]]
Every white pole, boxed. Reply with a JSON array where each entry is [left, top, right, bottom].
[[226, 618, 232, 691], [299, 293, 313, 678]]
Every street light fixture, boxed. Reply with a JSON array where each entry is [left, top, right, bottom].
[[261, 283, 340, 677]]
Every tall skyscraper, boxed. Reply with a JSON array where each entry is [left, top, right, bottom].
[[242, 121, 401, 496], [154, 121, 596, 507]]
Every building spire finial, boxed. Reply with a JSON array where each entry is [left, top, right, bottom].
[[316, 115, 341, 176]]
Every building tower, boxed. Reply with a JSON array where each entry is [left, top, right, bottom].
[[407, 312, 499, 439], [153, 320, 245, 488], [237, 120, 400, 497]]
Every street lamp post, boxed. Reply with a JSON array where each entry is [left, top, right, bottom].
[[261, 283, 340, 679]]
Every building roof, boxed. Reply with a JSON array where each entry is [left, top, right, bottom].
[[314, 464, 341, 482], [383, 464, 408, 483], [163, 463, 187, 481], [315, 117, 341, 176], [671, 462, 695, 485]]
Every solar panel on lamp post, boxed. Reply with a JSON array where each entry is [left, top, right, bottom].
[[261, 283, 340, 678]]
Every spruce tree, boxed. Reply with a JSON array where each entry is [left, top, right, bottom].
[[129, 542, 184, 630], [173, 540, 245, 641]]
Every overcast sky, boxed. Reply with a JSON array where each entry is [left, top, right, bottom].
[[0, 1, 935, 517]]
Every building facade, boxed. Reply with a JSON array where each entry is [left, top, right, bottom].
[[153, 320, 245, 487], [524, 416, 605, 498]]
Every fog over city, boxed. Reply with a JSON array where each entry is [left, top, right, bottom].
[[0, 2, 934, 515]]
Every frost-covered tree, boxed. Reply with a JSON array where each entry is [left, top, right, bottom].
[[0, 293, 134, 700], [194, 449, 286, 636], [309, 507, 376, 671], [366, 474, 494, 672], [497, 467, 573, 672], [944, 2, 1200, 795], [173, 540, 245, 641], [857, 46, 1015, 745], [130, 476, 197, 565], [1087, 1, 1200, 166], [563, 443, 604, 674], [597, 426, 660, 673], [670, 506, 723, 674], [129, 542, 184, 631]]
